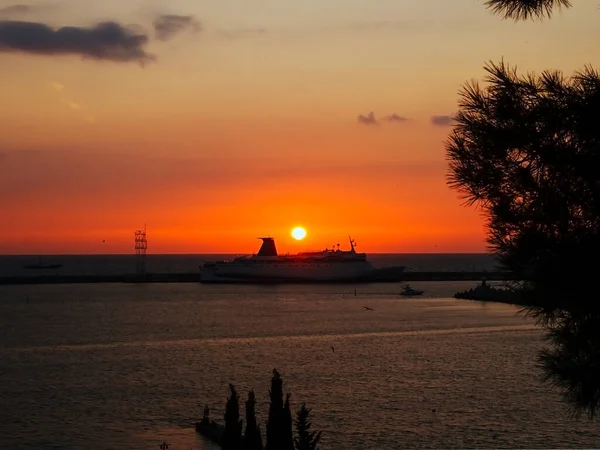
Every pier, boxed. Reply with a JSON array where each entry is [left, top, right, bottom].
[[0, 271, 518, 285]]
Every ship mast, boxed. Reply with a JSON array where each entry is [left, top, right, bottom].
[[349, 236, 356, 253]]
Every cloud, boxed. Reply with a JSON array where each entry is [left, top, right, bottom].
[[0, 150, 444, 203], [0, 2, 57, 16], [430, 115, 455, 127], [0, 4, 31, 16], [153, 14, 200, 41], [358, 112, 412, 126], [384, 113, 410, 123], [0, 20, 154, 64], [357, 112, 378, 126], [50, 80, 96, 122]]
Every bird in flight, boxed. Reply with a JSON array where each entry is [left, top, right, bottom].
[[363, 306, 374, 311]]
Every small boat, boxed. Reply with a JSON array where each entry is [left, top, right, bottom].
[[400, 284, 424, 296]]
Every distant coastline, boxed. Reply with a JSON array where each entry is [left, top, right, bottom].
[[0, 254, 500, 283], [2, 252, 494, 256]]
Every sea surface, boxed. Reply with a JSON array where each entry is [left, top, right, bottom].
[[1, 255, 598, 449]]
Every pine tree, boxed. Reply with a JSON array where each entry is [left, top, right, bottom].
[[243, 389, 263, 450], [265, 369, 284, 450], [222, 384, 243, 450], [294, 404, 322, 450]]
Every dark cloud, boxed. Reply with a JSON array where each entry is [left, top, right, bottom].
[[384, 113, 410, 123], [153, 14, 200, 40], [430, 115, 455, 126], [0, 20, 154, 63], [357, 112, 378, 126], [0, 4, 31, 15], [358, 112, 412, 126]]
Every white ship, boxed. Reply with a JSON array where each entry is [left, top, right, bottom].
[[200, 237, 405, 283]]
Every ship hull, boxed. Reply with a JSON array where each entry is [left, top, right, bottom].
[[201, 265, 405, 284]]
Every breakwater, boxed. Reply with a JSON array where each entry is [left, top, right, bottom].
[[0, 271, 517, 285]]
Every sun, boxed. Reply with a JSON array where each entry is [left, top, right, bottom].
[[291, 227, 307, 240]]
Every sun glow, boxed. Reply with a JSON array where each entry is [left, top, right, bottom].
[[291, 227, 307, 240]]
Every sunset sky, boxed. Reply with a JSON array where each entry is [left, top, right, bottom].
[[1, 0, 599, 254]]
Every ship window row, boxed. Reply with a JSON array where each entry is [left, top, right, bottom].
[[232, 260, 363, 264], [233, 263, 335, 267]]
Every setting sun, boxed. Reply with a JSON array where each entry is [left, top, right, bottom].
[[291, 227, 307, 240]]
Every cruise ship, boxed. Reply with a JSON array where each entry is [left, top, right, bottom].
[[200, 237, 405, 283]]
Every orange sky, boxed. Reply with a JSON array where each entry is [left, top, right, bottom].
[[0, 0, 598, 254]]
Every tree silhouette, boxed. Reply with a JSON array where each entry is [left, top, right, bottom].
[[198, 372, 323, 448], [294, 404, 322, 450], [265, 369, 284, 450], [265, 369, 295, 450], [538, 315, 600, 418], [243, 390, 263, 450], [446, 59, 600, 417], [467, 0, 600, 420], [283, 393, 294, 450], [222, 384, 243, 450], [484, 0, 572, 20]]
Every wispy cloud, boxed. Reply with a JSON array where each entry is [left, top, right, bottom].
[[430, 115, 455, 127], [0, 4, 31, 16], [50, 81, 96, 123], [0, 150, 445, 202], [0, 20, 154, 64], [384, 113, 410, 123], [0, 2, 57, 16], [357, 112, 378, 126], [153, 14, 200, 41], [358, 112, 411, 126]]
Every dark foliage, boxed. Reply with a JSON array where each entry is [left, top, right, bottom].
[[538, 314, 600, 418], [244, 390, 263, 450], [446, 59, 600, 417], [265, 369, 294, 450], [447, 60, 600, 310], [222, 384, 243, 450], [294, 404, 322, 450], [205, 371, 322, 449], [484, 0, 572, 20], [283, 393, 294, 450]]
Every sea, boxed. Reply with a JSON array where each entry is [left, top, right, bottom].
[[1, 254, 598, 449]]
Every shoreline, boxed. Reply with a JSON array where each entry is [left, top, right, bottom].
[[0, 271, 517, 285]]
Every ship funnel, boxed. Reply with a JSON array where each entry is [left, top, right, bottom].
[[257, 237, 278, 256]]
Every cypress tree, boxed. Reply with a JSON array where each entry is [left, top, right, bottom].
[[294, 404, 322, 450], [222, 384, 243, 450], [282, 393, 294, 450], [243, 389, 263, 450], [265, 369, 284, 450]]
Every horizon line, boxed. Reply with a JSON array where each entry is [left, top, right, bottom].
[[1, 252, 495, 256]]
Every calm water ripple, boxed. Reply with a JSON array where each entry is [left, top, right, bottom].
[[0, 281, 596, 449]]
